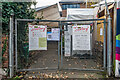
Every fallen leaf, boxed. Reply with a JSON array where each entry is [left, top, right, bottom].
[[19, 75, 23, 78], [60, 74, 63, 77], [90, 74, 94, 77], [84, 74, 87, 77], [65, 76, 68, 78], [67, 59, 69, 61], [75, 62, 78, 64], [53, 59, 56, 61], [97, 65, 100, 67], [49, 75, 52, 78], [69, 64, 71, 66], [55, 75, 59, 78], [57, 71, 59, 74], [28, 76, 32, 79], [33, 72, 35, 74], [32, 76, 36, 78], [71, 72, 74, 75]]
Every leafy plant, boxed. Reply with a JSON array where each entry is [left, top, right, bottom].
[[2, 2, 37, 33]]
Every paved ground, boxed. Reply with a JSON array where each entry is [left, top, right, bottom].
[[18, 41, 106, 79]]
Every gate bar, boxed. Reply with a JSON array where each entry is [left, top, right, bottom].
[[16, 19, 105, 22], [61, 19, 105, 22], [58, 22, 61, 69], [62, 68, 104, 72], [9, 14, 14, 78], [16, 19, 60, 22], [103, 19, 106, 69], [60, 21, 63, 69], [17, 68, 58, 72], [15, 19, 18, 71]]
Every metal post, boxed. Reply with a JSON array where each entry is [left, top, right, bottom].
[[9, 14, 14, 78], [60, 21, 63, 69], [103, 20, 106, 69], [58, 22, 60, 70], [104, 0, 112, 76], [15, 19, 18, 71]]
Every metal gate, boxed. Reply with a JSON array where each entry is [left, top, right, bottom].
[[15, 19, 61, 72], [60, 19, 106, 71], [15, 19, 106, 72]]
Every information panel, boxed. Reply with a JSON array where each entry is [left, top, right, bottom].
[[29, 25, 47, 50], [47, 28, 60, 41], [51, 28, 60, 41], [72, 25, 90, 50]]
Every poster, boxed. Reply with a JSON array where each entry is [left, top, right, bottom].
[[29, 25, 47, 50], [72, 25, 90, 50], [47, 32, 52, 40], [64, 25, 72, 56], [52, 28, 60, 41], [100, 28, 103, 35], [47, 28, 60, 41]]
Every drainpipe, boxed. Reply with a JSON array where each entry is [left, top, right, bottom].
[[104, 0, 112, 76], [86, 0, 87, 8], [9, 13, 14, 78]]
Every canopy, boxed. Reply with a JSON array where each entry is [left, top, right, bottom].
[[67, 8, 95, 20]]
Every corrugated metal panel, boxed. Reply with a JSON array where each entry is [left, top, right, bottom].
[[97, 16, 105, 43]]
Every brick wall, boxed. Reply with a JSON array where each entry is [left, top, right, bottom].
[[2, 35, 9, 68]]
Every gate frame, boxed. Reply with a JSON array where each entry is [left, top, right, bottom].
[[60, 18, 107, 72], [14, 18, 107, 72], [15, 19, 60, 72]]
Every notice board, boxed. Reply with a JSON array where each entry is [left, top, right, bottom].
[[29, 25, 47, 50], [72, 25, 90, 50], [47, 28, 60, 41]]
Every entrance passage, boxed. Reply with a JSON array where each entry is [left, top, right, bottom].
[[29, 41, 58, 69]]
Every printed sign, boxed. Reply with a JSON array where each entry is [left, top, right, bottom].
[[29, 25, 47, 50], [47, 32, 52, 40], [52, 28, 60, 41], [100, 28, 103, 35], [47, 28, 60, 41], [64, 25, 72, 56], [72, 25, 90, 50]]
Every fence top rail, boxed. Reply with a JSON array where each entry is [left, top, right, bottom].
[[16, 18, 106, 22]]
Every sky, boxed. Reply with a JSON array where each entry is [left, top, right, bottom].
[[33, 0, 61, 7]]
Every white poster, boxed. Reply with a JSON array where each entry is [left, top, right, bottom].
[[72, 25, 90, 50], [64, 25, 72, 56], [47, 28, 60, 41], [29, 25, 47, 50], [51, 28, 60, 41]]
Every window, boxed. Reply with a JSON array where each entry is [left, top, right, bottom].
[[62, 4, 80, 10]]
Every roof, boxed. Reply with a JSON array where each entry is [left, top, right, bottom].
[[91, 0, 115, 6], [35, 4, 57, 12], [59, 0, 99, 3]]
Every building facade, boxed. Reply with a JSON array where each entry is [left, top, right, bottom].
[[59, 0, 99, 17]]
